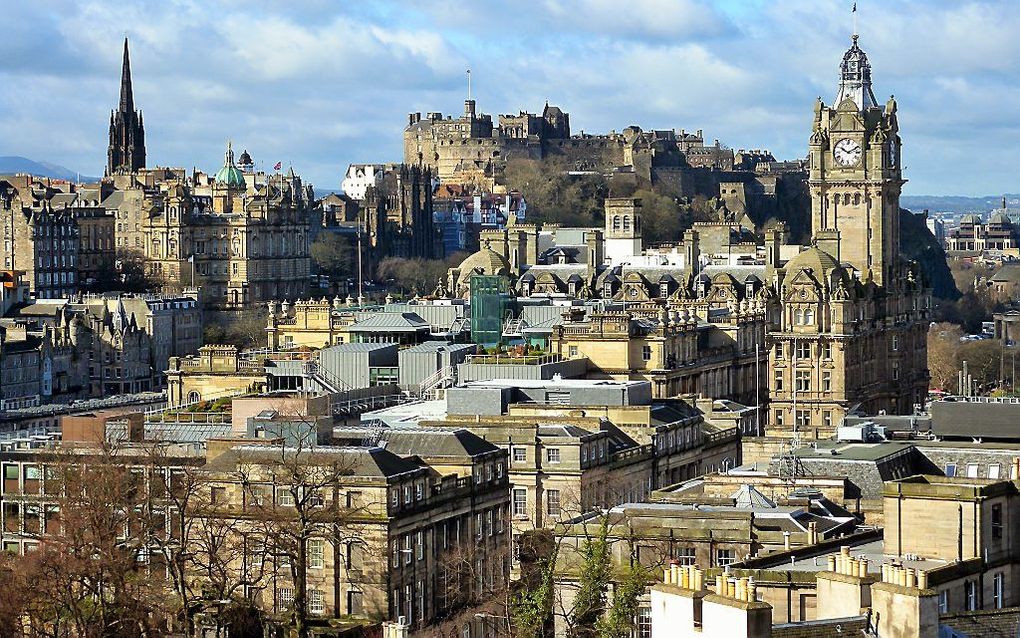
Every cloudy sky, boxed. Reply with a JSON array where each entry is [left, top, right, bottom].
[[2, 0, 1018, 195]]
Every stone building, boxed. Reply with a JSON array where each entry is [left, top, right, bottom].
[[403, 100, 732, 185], [946, 212, 1018, 257], [767, 35, 930, 438], [421, 378, 741, 550], [362, 163, 441, 261], [0, 178, 80, 299], [0, 434, 509, 630], [547, 303, 766, 404], [107, 38, 146, 175]]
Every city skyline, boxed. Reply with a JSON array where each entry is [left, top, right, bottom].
[[2, 0, 1018, 195]]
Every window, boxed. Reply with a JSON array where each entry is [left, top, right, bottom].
[[476, 513, 483, 540], [992, 504, 1003, 540], [823, 411, 833, 430], [210, 486, 226, 505], [774, 410, 785, 427], [404, 485, 412, 504], [965, 580, 977, 611], [892, 335, 899, 352], [391, 489, 399, 507], [642, 345, 652, 361], [546, 448, 561, 464], [795, 410, 810, 428], [892, 361, 900, 381], [348, 590, 364, 615], [945, 463, 957, 478], [416, 531, 424, 560], [546, 490, 561, 517], [796, 342, 811, 359], [795, 370, 811, 392], [822, 341, 832, 359], [277, 487, 294, 506], [415, 482, 424, 501], [774, 369, 784, 391], [308, 589, 325, 615], [513, 489, 528, 517], [404, 535, 412, 565], [676, 546, 696, 566], [278, 588, 294, 611], [308, 538, 325, 569], [967, 464, 979, 478], [569, 345, 578, 358], [716, 549, 736, 566], [637, 607, 652, 638], [486, 510, 494, 536], [994, 572, 1004, 609], [938, 590, 949, 614], [512, 447, 527, 463], [989, 464, 1001, 480]]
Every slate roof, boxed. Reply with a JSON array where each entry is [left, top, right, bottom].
[[204, 444, 422, 479], [939, 607, 1020, 638], [348, 312, 429, 333], [930, 400, 1020, 441]]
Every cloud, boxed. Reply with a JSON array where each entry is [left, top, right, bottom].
[[0, 0, 1018, 195]]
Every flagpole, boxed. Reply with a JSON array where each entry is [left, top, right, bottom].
[[853, 2, 858, 37]]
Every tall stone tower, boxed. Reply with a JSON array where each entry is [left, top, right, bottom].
[[604, 198, 642, 265], [766, 34, 929, 439], [107, 38, 146, 176], [808, 34, 902, 286]]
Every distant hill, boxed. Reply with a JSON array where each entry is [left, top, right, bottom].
[[901, 194, 1020, 215], [0, 156, 99, 182]]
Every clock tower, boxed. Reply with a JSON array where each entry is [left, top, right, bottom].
[[808, 34, 902, 286], [766, 33, 930, 439]]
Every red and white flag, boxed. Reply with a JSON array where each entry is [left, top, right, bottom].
[[273, 161, 282, 171]]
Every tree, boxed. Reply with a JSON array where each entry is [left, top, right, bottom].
[[927, 323, 964, 392], [377, 256, 454, 297], [632, 189, 682, 245], [310, 232, 355, 281], [596, 562, 649, 638], [958, 340, 1008, 392], [566, 516, 612, 638], [234, 440, 368, 638]]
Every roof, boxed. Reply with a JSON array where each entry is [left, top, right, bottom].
[[204, 444, 422, 479], [989, 263, 1020, 285], [772, 616, 872, 638], [939, 607, 1020, 638], [730, 484, 777, 509], [400, 341, 477, 354], [458, 247, 510, 276], [784, 246, 840, 275], [334, 426, 500, 459], [321, 342, 397, 353], [347, 312, 429, 332], [930, 399, 1020, 441]]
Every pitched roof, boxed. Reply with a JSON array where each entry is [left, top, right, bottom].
[[348, 312, 429, 332]]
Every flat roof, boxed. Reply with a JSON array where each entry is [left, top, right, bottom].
[[459, 378, 648, 390], [362, 399, 448, 426], [783, 538, 947, 573]]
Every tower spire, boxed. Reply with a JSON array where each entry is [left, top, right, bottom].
[[119, 37, 134, 113]]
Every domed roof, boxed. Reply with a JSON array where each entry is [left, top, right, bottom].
[[238, 149, 253, 166], [215, 141, 246, 189], [990, 211, 1010, 225], [458, 246, 510, 276], [784, 245, 840, 275], [960, 214, 981, 224]]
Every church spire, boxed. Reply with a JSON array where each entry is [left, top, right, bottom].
[[834, 34, 878, 110], [119, 37, 134, 113], [107, 36, 146, 175]]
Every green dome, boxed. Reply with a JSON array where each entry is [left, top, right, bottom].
[[215, 141, 246, 189]]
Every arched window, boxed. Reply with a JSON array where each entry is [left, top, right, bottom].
[[795, 309, 803, 325], [612, 216, 621, 231], [187, 391, 200, 404], [805, 308, 815, 325], [623, 216, 631, 231]]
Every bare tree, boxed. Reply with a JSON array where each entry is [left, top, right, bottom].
[[231, 441, 367, 638]]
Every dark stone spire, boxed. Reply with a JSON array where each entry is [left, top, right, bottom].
[[119, 37, 134, 113], [107, 37, 146, 176]]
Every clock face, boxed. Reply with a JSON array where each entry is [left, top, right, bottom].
[[833, 138, 862, 167]]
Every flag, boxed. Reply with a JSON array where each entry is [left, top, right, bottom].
[[852, 2, 856, 10], [187, 255, 194, 263], [274, 161, 282, 171]]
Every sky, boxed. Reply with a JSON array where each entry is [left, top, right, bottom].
[[2, 0, 1019, 196]]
